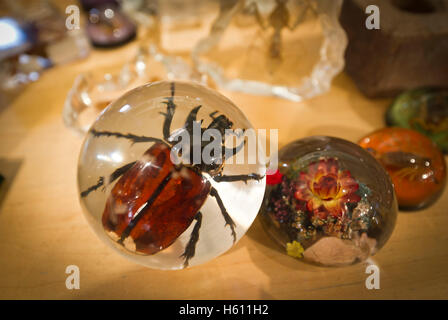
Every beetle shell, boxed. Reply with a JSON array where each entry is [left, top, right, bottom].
[[102, 142, 211, 255]]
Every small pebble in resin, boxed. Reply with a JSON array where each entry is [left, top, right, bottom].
[[386, 88, 448, 154], [260, 136, 397, 267], [359, 127, 446, 210]]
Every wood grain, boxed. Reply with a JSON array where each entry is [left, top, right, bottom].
[[0, 43, 447, 300]]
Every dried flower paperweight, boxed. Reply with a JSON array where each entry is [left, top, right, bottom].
[[192, 0, 347, 101], [260, 136, 397, 267], [386, 88, 448, 154], [78, 81, 266, 269], [359, 127, 446, 211]]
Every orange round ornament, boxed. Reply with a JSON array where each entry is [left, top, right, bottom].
[[359, 127, 446, 210]]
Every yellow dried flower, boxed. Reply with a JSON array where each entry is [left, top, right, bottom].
[[286, 241, 304, 258]]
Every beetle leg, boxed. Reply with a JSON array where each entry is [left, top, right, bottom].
[[160, 82, 176, 140], [181, 105, 202, 137], [80, 176, 105, 198], [222, 138, 245, 161], [210, 187, 236, 243], [213, 173, 264, 184], [207, 114, 226, 131], [80, 161, 137, 197], [209, 111, 218, 120], [180, 211, 203, 268], [108, 161, 137, 183], [90, 129, 164, 145]]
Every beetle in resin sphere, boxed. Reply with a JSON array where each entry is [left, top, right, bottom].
[[359, 127, 446, 210], [260, 136, 397, 267], [78, 81, 265, 269]]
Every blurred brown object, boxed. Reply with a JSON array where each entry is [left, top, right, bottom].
[[2, 0, 67, 48], [340, 0, 448, 98]]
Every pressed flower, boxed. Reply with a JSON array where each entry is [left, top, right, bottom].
[[286, 240, 304, 258], [294, 158, 360, 219], [266, 169, 284, 185]]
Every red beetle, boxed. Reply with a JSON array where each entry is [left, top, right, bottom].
[[81, 83, 263, 267]]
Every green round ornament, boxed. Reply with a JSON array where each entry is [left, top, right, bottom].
[[386, 87, 448, 153]]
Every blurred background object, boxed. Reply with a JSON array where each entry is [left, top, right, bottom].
[[62, 0, 217, 135], [0, 17, 34, 61], [0, 0, 90, 98], [192, 0, 347, 102], [386, 87, 448, 154], [62, 46, 164, 135], [340, 0, 448, 98], [81, 0, 137, 47], [1, 0, 348, 135], [2, 0, 447, 134]]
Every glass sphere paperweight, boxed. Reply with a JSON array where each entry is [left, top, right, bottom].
[[359, 127, 446, 210], [386, 87, 448, 154], [78, 81, 266, 269], [260, 136, 397, 267]]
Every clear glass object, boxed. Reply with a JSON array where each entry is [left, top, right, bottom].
[[62, 46, 207, 136], [77, 81, 266, 269], [260, 136, 397, 267], [62, 47, 160, 136], [157, 0, 219, 55], [192, 0, 347, 101]]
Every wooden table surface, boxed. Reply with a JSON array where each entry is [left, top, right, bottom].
[[0, 42, 447, 300]]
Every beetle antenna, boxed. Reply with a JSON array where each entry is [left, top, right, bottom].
[[160, 82, 177, 140]]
